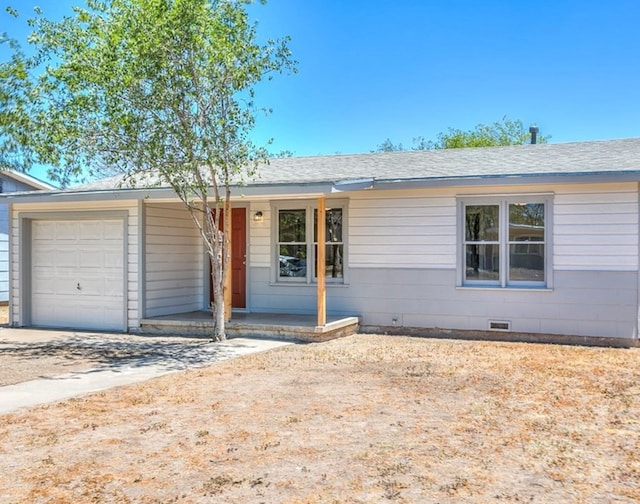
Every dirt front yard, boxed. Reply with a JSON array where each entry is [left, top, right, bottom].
[[1, 334, 639, 503]]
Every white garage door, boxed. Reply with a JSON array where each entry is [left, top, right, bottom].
[[31, 219, 125, 331]]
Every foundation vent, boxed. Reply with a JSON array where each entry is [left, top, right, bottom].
[[489, 320, 511, 331]]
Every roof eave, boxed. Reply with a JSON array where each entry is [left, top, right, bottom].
[[1, 169, 56, 191], [0, 182, 338, 204], [2, 171, 639, 204], [369, 171, 640, 190]]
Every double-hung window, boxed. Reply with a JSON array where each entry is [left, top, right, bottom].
[[459, 195, 551, 288], [275, 201, 346, 283]]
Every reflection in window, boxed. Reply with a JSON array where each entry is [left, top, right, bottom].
[[465, 244, 499, 281], [315, 208, 343, 279], [465, 205, 499, 241], [462, 199, 548, 287], [465, 205, 500, 283], [278, 210, 307, 278], [508, 203, 545, 282], [275, 204, 346, 283]]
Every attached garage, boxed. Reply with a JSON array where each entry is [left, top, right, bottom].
[[24, 214, 127, 331]]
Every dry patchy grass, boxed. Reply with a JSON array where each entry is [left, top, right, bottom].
[[0, 334, 639, 503]]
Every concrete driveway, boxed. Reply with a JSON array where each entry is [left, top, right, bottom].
[[0, 328, 292, 414]]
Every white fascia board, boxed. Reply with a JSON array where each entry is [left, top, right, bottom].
[[2, 172, 640, 204], [0, 169, 56, 190]]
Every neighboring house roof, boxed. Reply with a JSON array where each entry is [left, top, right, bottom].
[[0, 169, 56, 191], [2, 137, 640, 202]]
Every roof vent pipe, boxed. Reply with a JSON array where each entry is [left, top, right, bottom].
[[529, 125, 539, 145]]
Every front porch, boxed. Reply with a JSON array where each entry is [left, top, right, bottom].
[[139, 311, 360, 342]]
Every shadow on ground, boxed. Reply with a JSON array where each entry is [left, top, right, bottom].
[[0, 334, 255, 376]]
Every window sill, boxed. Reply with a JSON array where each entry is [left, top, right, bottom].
[[269, 282, 350, 288], [456, 285, 553, 292]]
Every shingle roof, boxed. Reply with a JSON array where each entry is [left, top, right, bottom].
[[71, 137, 640, 193], [251, 137, 640, 185]]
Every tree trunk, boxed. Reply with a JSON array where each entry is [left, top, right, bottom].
[[211, 267, 227, 341], [210, 216, 227, 341], [214, 294, 226, 341]]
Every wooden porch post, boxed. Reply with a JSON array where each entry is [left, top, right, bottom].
[[317, 197, 326, 326], [224, 201, 232, 321]]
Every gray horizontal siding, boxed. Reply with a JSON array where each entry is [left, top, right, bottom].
[[249, 266, 637, 340], [554, 186, 638, 270], [0, 177, 45, 303], [145, 203, 204, 317], [0, 204, 7, 302], [349, 193, 456, 269]]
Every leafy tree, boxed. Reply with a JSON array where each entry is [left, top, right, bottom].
[[374, 138, 404, 152], [433, 117, 549, 149], [0, 22, 38, 172], [269, 149, 295, 158], [374, 117, 549, 152], [1, 0, 295, 339], [411, 136, 435, 151]]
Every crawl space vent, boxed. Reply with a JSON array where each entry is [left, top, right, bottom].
[[489, 320, 511, 331]]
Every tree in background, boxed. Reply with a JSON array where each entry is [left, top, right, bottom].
[[375, 116, 549, 152], [0, 0, 295, 340], [0, 22, 37, 173], [375, 138, 405, 152]]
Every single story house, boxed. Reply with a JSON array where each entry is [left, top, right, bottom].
[[0, 170, 54, 304], [3, 137, 640, 346]]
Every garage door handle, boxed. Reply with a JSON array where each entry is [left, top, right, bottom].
[[77, 283, 81, 291]]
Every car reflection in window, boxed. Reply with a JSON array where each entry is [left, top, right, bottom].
[[279, 255, 307, 277]]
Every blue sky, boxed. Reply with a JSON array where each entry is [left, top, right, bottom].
[[2, 0, 640, 181]]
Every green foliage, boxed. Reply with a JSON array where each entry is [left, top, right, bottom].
[[2, 0, 295, 186], [269, 149, 295, 158], [0, 19, 41, 173], [434, 117, 549, 149], [375, 117, 550, 152], [1, 0, 295, 337], [374, 138, 404, 153]]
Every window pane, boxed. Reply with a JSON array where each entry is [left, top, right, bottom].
[[510, 244, 545, 281], [279, 245, 307, 277], [314, 208, 343, 242], [509, 203, 544, 241], [279, 210, 306, 242], [465, 205, 499, 241], [465, 244, 499, 281], [314, 244, 344, 279]]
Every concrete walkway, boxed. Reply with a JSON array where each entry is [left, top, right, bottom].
[[0, 329, 292, 414]]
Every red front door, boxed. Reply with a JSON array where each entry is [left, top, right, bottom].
[[230, 208, 247, 308], [210, 208, 246, 309]]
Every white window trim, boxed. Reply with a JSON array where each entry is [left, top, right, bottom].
[[456, 194, 553, 289], [271, 199, 348, 285]]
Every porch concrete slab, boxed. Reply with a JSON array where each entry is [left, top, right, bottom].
[[140, 311, 360, 341], [0, 328, 292, 415]]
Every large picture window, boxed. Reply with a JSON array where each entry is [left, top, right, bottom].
[[275, 201, 346, 283], [460, 196, 550, 288]]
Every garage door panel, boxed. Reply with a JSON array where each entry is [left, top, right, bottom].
[[79, 221, 105, 239], [104, 221, 124, 239], [32, 221, 56, 240], [105, 249, 124, 268], [54, 222, 80, 240], [56, 250, 81, 268], [33, 301, 118, 329], [32, 247, 56, 266], [31, 301, 54, 322], [79, 249, 104, 268], [32, 277, 54, 295], [104, 278, 124, 296], [31, 218, 125, 331]]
